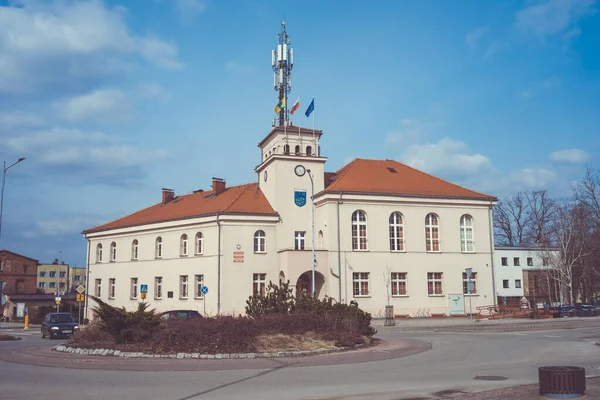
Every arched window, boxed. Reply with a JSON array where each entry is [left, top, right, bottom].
[[131, 239, 139, 260], [155, 237, 163, 258], [318, 230, 324, 249], [306, 145, 312, 156], [425, 213, 440, 252], [460, 215, 474, 252], [95, 244, 103, 263], [180, 234, 188, 256], [195, 232, 204, 255], [283, 144, 290, 155], [110, 242, 116, 262], [389, 212, 404, 251], [351, 211, 368, 251], [254, 230, 266, 253], [295, 145, 300, 155]]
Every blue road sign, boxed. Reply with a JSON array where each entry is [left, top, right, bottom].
[[140, 284, 148, 294], [201, 286, 209, 295]]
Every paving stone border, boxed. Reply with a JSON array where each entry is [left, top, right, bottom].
[[53, 343, 367, 359]]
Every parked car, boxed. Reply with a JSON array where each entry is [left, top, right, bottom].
[[158, 310, 202, 321], [41, 312, 79, 339], [575, 304, 597, 317]]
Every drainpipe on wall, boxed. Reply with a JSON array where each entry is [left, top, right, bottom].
[[217, 213, 222, 315], [84, 237, 90, 321], [336, 192, 343, 303], [488, 200, 497, 306]]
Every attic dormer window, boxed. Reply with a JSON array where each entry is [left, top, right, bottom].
[[387, 167, 397, 173]]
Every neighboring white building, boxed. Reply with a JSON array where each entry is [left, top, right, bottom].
[[83, 124, 500, 319], [494, 246, 558, 303]]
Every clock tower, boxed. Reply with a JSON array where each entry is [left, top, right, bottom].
[[255, 125, 326, 251]]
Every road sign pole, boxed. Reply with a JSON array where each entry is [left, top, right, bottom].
[[465, 268, 473, 321], [203, 294, 206, 318]]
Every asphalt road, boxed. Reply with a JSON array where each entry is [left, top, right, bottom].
[[1, 326, 600, 400]]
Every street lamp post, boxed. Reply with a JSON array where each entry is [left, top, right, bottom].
[[0, 157, 26, 241], [307, 169, 316, 297]]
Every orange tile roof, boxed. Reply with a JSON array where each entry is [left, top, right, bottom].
[[320, 159, 496, 200], [83, 183, 277, 234]]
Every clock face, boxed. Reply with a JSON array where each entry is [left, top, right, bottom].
[[264, 170, 268, 182], [294, 165, 306, 177]]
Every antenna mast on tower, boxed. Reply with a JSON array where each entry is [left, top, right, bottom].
[[272, 21, 293, 127]]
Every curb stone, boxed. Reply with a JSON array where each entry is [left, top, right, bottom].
[[53, 342, 367, 360]]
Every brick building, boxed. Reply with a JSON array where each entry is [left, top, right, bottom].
[[0, 250, 39, 295]]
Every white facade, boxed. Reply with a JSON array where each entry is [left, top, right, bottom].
[[494, 246, 556, 299], [84, 127, 499, 318]]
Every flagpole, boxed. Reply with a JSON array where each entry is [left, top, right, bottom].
[[312, 97, 315, 156]]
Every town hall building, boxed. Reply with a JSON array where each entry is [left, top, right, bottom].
[[83, 23, 499, 319]]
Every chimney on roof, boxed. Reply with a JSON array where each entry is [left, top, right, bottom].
[[212, 177, 226, 196], [162, 188, 175, 205]]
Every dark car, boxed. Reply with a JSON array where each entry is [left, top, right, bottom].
[[159, 310, 202, 321], [41, 312, 79, 339], [575, 304, 597, 317]]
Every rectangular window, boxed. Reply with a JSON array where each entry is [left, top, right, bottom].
[[462, 272, 477, 294], [515, 279, 522, 288], [49, 282, 56, 288], [527, 257, 533, 266], [95, 279, 102, 297], [49, 271, 56, 278], [503, 279, 510, 289], [60, 271, 66, 278], [513, 257, 520, 266], [59, 282, 65, 289], [38, 282, 45, 288], [154, 277, 163, 299], [542, 257, 549, 266], [109, 278, 116, 299], [391, 272, 407, 296], [39, 271, 46, 277], [427, 272, 443, 295], [353, 272, 370, 297], [130, 278, 138, 299], [253, 273, 266, 296], [295, 231, 306, 250], [501, 257, 508, 266], [194, 274, 204, 298], [180, 275, 188, 298]]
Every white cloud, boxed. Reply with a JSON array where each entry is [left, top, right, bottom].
[[2, 127, 167, 184], [0, 111, 44, 129], [225, 62, 253, 73], [506, 167, 559, 190], [402, 137, 492, 179], [57, 89, 133, 122], [30, 217, 102, 237], [550, 148, 590, 164], [137, 82, 166, 100], [385, 118, 445, 148], [176, 0, 208, 21], [0, 1, 183, 94], [516, 0, 596, 38], [484, 40, 509, 60], [466, 26, 489, 49]]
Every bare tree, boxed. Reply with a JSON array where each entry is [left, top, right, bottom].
[[525, 190, 556, 245], [382, 264, 392, 306], [494, 192, 530, 246], [575, 165, 600, 225], [548, 204, 592, 306]]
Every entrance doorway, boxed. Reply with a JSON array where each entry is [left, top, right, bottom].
[[296, 271, 325, 298]]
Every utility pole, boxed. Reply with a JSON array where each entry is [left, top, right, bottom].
[[0, 157, 26, 242], [307, 169, 316, 296]]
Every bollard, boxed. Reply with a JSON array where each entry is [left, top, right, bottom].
[[24, 315, 29, 330]]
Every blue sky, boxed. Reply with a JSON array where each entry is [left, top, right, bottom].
[[0, 0, 598, 267]]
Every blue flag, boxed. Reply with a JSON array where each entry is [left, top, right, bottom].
[[305, 98, 314, 117]]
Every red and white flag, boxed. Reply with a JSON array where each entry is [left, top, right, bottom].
[[290, 97, 300, 115]]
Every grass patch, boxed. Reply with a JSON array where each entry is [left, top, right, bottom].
[[253, 333, 337, 352]]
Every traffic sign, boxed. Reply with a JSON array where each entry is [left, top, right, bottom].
[[140, 284, 148, 294], [141, 293, 147, 300], [76, 294, 84, 302], [201, 286, 209, 295], [76, 285, 86, 294], [55, 296, 61, 302]]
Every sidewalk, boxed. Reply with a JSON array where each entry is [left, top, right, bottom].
[[372, 315, 600, 331], [0, 322, 41, 330]]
